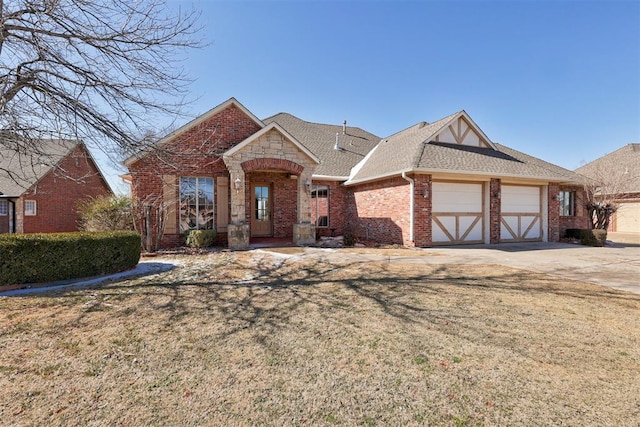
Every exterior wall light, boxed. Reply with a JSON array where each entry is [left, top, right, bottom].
[[304, 178, 311, 192], [422, 189, 430, 199], [234, 177, 241, 192]]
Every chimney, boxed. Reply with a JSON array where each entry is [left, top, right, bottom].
[[343, 120, 347, 135]]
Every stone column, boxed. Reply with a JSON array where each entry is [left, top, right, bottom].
[[297, 170, 312, 223], [293, 169, 315, 246], [224, 160, 249, 250]]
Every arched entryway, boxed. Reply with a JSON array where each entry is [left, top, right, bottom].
[[222, 124, 319, 249]]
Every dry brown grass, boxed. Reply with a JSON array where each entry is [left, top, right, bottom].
[[1, 249, 639, 426]]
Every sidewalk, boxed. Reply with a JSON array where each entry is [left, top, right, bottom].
[[0, 261, 176, 297]]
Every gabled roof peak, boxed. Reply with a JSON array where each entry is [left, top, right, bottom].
[[123, 97, 264, 167]]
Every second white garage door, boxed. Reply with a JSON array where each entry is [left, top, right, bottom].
[[500, 185, 542, 242], [615, 202, 640, 233], [432, 182, 484, 245]]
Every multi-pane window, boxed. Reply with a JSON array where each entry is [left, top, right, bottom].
[[179, 177, 214, 232], [559, 191, 574, 216], [254, 186, 269, 221], [0, 200, 7, 216], [24, 200, 37, 216], [311, 185, 329, 227]]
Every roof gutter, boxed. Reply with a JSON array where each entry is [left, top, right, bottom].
[[401, 172, 414, 243], [345, 168, 580, 186]]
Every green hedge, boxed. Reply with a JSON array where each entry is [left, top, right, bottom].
[[0, 231, 141, 286]]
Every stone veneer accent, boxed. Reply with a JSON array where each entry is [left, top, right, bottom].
[[223, 128, 318, 249], [293, 223, 316, 246]]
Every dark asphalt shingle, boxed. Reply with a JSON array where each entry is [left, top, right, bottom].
[[0, 139, 80, 197]]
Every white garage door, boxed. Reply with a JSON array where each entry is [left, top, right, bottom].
[[432, 182, 484, 244], [615, 202, 640, 233], [500, 185, 542, 242]]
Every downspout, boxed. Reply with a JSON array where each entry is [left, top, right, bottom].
[[401, 172, 414, 242]]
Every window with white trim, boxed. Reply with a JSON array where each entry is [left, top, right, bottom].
[[0, 200, 7, 216], [24, 200, 37, 216], [179, 177, 214, 232], [559, 191, 575, 216], [311, 185, 329, 227]]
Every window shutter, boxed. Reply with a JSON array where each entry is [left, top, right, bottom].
[[216, 176, 229, 232], [162, 175, 177, 234]]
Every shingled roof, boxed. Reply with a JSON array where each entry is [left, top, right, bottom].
[[347, 113, 458, 183], [346, 112, 580, 184], [575, 143, 640, 194], [263, 113, 381, 178], [0, 139, 81, 197]]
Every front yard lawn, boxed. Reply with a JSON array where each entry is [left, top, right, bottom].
[[1, 249, 639, 426]]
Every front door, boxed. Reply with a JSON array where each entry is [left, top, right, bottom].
[[251, 183, 272, 237]]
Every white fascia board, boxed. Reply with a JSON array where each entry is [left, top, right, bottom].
[[344, 169, 407, 186], [345, 139, 383, 183], [344, 167, 578, 186], [311, 175, 349, 181]]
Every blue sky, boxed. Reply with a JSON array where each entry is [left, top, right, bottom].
[[104, 0, 639, 192]]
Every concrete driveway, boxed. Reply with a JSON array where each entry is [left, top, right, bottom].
[[295, 242, 640, 295], [414, 242, 640, 295]]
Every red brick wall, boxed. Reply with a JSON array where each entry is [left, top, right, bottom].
[[558, 185, 590, 236], [490, 179, 501, 243], [412, 174, 432, 247], [346, 177, 410, 245], [128, 104, 262, 248], [20, 144, 112, 233], [312, 180, 348, 237], [547, 183, 560, 242]]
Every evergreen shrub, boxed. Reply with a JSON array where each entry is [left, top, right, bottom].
[[0, 231, 141, 286]]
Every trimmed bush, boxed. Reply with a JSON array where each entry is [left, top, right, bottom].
[[185, 229, 217, 248], [0, 231, 141, 286], [343, 232, 356, 247], [592, 229, 608, 247], [578, 229, 607, 247], [564, 228, 582, 239]]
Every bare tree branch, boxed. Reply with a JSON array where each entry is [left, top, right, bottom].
[[0, 0, 203, 181], [579, 160, 640, 229]]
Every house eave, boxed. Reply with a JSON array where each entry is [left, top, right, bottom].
[[311, 174, 349, 181], [344, 168, 581, 186]]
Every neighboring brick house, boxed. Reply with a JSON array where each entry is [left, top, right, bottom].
[[576, 144, 640, 233], [0, 139, 112, 234], [124, 97, 588, 250]]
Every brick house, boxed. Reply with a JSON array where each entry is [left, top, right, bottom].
[[0, 140, 112, 234], [124, 97, 588, 250], [576, 144, 640, 233]]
